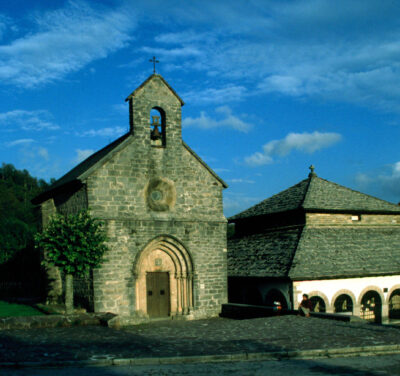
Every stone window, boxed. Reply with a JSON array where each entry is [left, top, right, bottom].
[[150, 107, 166, 147]]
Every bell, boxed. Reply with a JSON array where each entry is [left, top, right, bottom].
[[150, 115, 162, 140], [151, 124, 161, 140]]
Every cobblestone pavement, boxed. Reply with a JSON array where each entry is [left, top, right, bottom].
[[4, 355, 400, 376], [0, 316, 399, 364]]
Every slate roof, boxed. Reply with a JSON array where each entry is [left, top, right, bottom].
[[289, 227, 400, 280], [230, 173, 400, 220], [228, 225, 400, 279], [228, 170, 400, 280], [227, 227, 302, 278]]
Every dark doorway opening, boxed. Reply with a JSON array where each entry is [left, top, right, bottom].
[[334, 294, 353, 314], [360, 291, 382, 323], [389, 289, 400, 320], [310, 296, 326, 312]]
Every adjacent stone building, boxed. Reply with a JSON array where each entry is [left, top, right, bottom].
[[34, 74, 228, 321], [228, 167, 400, 323]]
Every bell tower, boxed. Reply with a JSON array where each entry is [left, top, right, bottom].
[[125, 74, 184, 151]]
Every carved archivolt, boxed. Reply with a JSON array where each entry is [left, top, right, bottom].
[[134, 236, 194, 316]]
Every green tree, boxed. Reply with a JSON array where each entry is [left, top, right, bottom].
[[35, 210, 108, 314], [0, 163, 50, 264]]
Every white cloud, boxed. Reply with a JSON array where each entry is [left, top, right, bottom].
[[264, 132, 342, 156], [0, 110, 59, 131], [148, 1, 400, 112], [16, 144, 59, 180], [228, 178, 255, 184], [244, 152, 274, 167], [141, 46, 202, 58], [18, 145, 50, 165], [75, 149, 94, 163], [183, 85, 248, 104], [259, 75, 303, 95], [356, 161, 400, 201], [6, 138, 36, 147], [77, 126, 126, 138], [0, 1, 135, 87], [223, 193, 261, 217], [0, 15, 9, 41], [394, 161, 400, 176], [112, 103, 128, 114], [183, 106, 252, 132], [155, 31, 215, 45], [37, 147, 49, 161], [214, 167, 230, 173], [245, 131, 342, 166]]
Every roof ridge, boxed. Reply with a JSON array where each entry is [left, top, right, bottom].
[[125, 74, 184, 105], [182, 141, 228, 188], [305, 175, 400, 211], [286, 224, 306, 277], [299, 175, 313, 209], [55, 133, 131, 187], [32, 133, 131, 204], [317, 176, 400, 208], [229, 177, 310, 220]]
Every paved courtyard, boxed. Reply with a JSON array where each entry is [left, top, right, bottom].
[[4, 355, 400, 376], [0, 315, 400, 365]]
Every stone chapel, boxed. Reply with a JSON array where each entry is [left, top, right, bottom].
[[33, 74, 228, 322]]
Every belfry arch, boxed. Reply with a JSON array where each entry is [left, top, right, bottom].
[[134, 236, 194, 317]]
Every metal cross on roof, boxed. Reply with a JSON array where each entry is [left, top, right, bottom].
[[309, 164, 317, 177], [149, 56, 159, 74]]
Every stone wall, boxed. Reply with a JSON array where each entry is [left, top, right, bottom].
[[92, 219, 227, 317], [54, 186, 88, 216], [40, 198, 56, 228], [86, 131, 227, 317], [306, 213, 400, 226], [89, 76, 226, 318]]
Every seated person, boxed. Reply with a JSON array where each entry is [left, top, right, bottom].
[[298, 294, 313, 317]]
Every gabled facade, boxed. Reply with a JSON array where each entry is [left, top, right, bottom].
[[228, 167, 400, 323], [34, 74, 228, 321]]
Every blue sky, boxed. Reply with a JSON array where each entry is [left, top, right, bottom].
[[1, 0, 400, 217]]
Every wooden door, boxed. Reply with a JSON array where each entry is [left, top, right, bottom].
[[146, 272, 170, 317]]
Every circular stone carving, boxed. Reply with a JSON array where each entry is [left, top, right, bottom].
[[151, 190, 163, 201], [145, 177, 176, 212]]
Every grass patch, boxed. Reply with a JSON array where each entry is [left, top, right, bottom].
[[0, 300, 45, 317]]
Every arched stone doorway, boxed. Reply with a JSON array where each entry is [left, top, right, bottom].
[[134, 236, 194, 318], [360, 290, 382, 323]]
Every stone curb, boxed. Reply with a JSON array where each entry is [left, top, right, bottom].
[[1, 345, 400, 369]]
